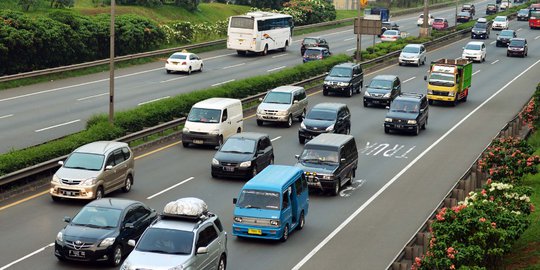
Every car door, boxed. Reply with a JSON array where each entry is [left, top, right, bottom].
[[291, 90, 301, 117], [259, 137, 273, 168], [298, 89, 308, 117], [220, 108, 231, 139], [482, 43, 487, 58], [112, 148, 128, 190], [194, 225, 220, 270], [419, 98, 428, 125], [102, 153, 120, 192], [392, 78, 401, 100], [121, 204, 152, 249]]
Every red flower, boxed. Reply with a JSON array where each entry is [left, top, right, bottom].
[[490, 196, 495, 201], [450, 265, 456, 270], [481, 189, 487, 196], [486, 178, 492, 185], [491, 222, 497, 228], [479, 217, 486, 222]]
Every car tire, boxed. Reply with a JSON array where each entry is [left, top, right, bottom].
[[348, 88, 353, 97], [218, 136, 224, 147], [199, 64, 203, 72], [257, 119, 263, 126], [95, 186, 104, 200], [182, 141, 189, 147], [251, 166, 258, 179], [218, 255, 227, 270], [414, 125, 420, 136], [345, 126, 350, 135], [109, 245, 122, 267], [428, 99, 433, 105], [299, 136, 305, 144], [422, 117, 427, 130], [286, 115, 293, 128], [211, 172, 217, 178], [331, 178, 341, 196], [187, 67, 192, 75], [398, 62, 402, 66], [323, 89, 328, 96], [55, 255, 66, 262], [384, 127, 390, 134], [507, 52, 510, 57], [51, 196, 61, 202], [363, 101, 368, 107], [281, 225, 289, 242], [298, 212, 305, 230], [122, 175, 133, 193], [298, 110, 306, 121], [356, 83, 361, 94], [166, 70, 171, 74]]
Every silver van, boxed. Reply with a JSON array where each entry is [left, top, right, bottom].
[[256, 86, 308, 128], [50, 141, 135, 201]]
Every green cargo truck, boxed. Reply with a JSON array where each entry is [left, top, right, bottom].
[[424, 59, 472, 106]]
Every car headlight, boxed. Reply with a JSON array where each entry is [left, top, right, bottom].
[[383, 93, 391, 98], [212, 158, 219, 165], [99, 237, 116, 247], [448, 92, 455, 97], [234, 216, 243, 223], [51, 174, 60, 183], [120, 262, 134, 270], [56, 231, 63, 242], [408, 120, 417, 125], [385, 118, 393, 122], [81, 177, 97, 186], [300, 122, 306, 129], [182, 127, 190, 133], [324, 81, 331, 85], [276, 110, 288, 116], [209, 129, 219, 135], [270, 220, 280, 226], [322, 174, 333, 180], [364, 91, 371, 97], [427, 90, 433, 94], [256, 107, 263, 114], [239, 161, 251, 168], [326, 124, 335, 132]]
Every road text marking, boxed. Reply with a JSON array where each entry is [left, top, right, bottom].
[[147, 177, 195, 199], [138, 96, 170, 106], [35, 119, 81, 132], [360, 142, 416, 159]]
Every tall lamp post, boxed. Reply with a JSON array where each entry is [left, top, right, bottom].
[[420, 0, 430, 37], [356, 0, 366, 63], [109, 0, 116, 124]]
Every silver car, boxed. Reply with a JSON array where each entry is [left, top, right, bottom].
[[399, 44, 427, 66], [121, 198, 227, 270], [256, 86, 308, 128]]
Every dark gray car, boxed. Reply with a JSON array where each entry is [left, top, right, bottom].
[[298, 103, 351, 144], [384, 93, 429, 135], [323, 63, 364, 97], [364, 75, 401, 107]]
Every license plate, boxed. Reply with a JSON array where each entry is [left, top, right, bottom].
[[238, 39, 244, 42], [223, 166, 235, 172], [62, 190, 76, 196], [68, 250, 85, 258], [248, 228, 262, 235], [372, 100, 380, 104], [193, 139, 203, 144], [395, 124, 403, 128]]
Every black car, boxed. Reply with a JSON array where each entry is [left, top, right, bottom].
[[486, 4, 499, 14], [517, 9, 530, 21], [380, 21, 400, 37], [384, 93, 429, 135], [496, 30, 516, 47], [471, 20, 491, 39], [303, 47, 332, 63], [507, 38, 528, 57], [323, 62, 364, 97], [301, 37, 329, 56], [462, 4, 476, 16], [299, 103, 351, 144], [457, 11, 473, 23], [55, 198, 157, 266], [211, 132, 274, 179], [363, 75, 401, 107]]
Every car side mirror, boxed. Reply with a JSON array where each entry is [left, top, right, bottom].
[[128, 239, 136, 247], [340, 158, 346, 163], [105, 165, 113, 170], [325, 72, 329, 75], [295, 154, 300, 159], [58, 160, 64, 166], [124, 223, 135, 229], [293, 100, 299, 104], [462, 47, 465, 49], [420, 109, 425, 113], [233, 198, 237, 204], [197, 247, 209, 255], [63, 216, 71, 223]]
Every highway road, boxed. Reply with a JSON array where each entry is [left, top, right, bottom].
[[0, 1, 492, 153], [0, 12, 539, 270]]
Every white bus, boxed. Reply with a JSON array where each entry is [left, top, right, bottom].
[[227, 11, 293, 56]]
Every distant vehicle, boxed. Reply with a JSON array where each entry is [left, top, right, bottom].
[[462, 41, 487, 62], [471, 18, 491, 39], [303, 47, 332, 63], [486, 4, 499, 15], [492, 15, 509, 30], [256, 86, 308, 127], [50, 141, 135, 201], [384, 93, 429, 135], [363, 75, 402, 107], [121, 198, 227, 270], [165, 52, 203, 75], [496, 30, 517, 47], [399, 44, 427, 67], [211, 132, 274, 179], [233, 165, 309, 241], [380, 21, 400, 37], [417, 13, 434, 26], [530, 4, 540, 29], [500, 0, 512, 10], [298, 103, 351, 144], [227, 11, 293, 56], [380, 30, 402, 42], [432, 18, 449, 30], [507, 38, 528, 57], [55, 198, 157, 266], [462, 4, 476, 16], [425, 58, 472, 106], [517, 9, 530, 20], [323, 62, 364, 97], [300, 37, 329, 56], [457, 11, 473, 23], [370, 7, 390, 22]]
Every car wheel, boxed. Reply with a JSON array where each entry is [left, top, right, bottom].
[[122, 175, 133, 193], [199, 64, 203, 72], [414, 125, 420, 136], [363, 101, 368, 107], [270, 156, 274, 165], [507, 52, 510, 57], [182, 141, 189, 147], [384, 127, 390, 134], [262, 45, 268, 56], [187, 67, 192, 75], [109, 245, 122, 267], [298, 212, 305, 230], [323, 89, 328, 96], [286, 115, 293, 128], [55, 255, 66, 262], [422, 117, 427, 130], [298, 110, 306, 121], [166, 69, 171, 74], [417, 61, 421, 67], [345, 126, 350, 135], [257, 119, 263, 126], [218, 136, 224, 146], [356, 83, 361, 94], [398, 62, 402, 66], [251, 166, 258, 178], [95, 187, 104, 200], [218, 255, 227, 270], [299, 136, 305, 144], [331, 178, 341, 196], [51, 196, 61, 202], [348, 88, 353, 97], [281, 225, 289, 242], [428, 99, 433, 105]]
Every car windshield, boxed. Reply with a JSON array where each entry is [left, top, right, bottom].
[[384, 30, 398, 35], [169, 54, 187, 60], [299, 148, 339, 164], [494, 17, 506, 22], [71, 206, 121, 228], [63, 152, 105, 171], [306, 109, 336, 121], [519, 9, 529, 14], [369, 79, 393, 89], [390, 100, 420, 113], [474, 22, 487, 28], [263, 91, 291, 104], [458, 12, 469, 16], [187, 108, 221, 123], [500, 30, 513, 37], [305, 49, 322, 57], [530, 11, 540, 17], [509, 40, 525, 46], [237, 189, 280, 210], [429, 73, 455, 86], [434, 18, 444, 23], [303, 38, 318, 45], [328, 67, 352, 77], [465, 43, 481, 50], [136, 228, 194, 255], [219, 137, 255, 154], [402, 46, 420, 53]]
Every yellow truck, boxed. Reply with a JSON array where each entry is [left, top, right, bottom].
[[424, 59, 472, 106]]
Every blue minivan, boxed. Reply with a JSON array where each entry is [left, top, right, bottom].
[[232, 165, 309, 242]]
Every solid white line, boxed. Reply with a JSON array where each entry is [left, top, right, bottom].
[[516, 28, 522, 32], [77, 92, 108, 101], [535, 35, 540, 40], [472, 70, 481, 76], [211, 79, 235, 87], [160, 76, 188, 83], [344, 37, 355, 41], [271, 136, 282, 142], [346, 48, 356, 52], [402, 77, 416, 83], [491, 59, 499, 65], [0, 114, 14, 119], [222, 63, 246, 69], [0, 243, 54, 270], [490, 41, 496, 44], [272, 54, 288, 58], [35, 119, 81, 132], [138, 96, 170, 106], [267, 66, 286, 72], [147, 177, 195, 199], [292, 58, 540, 270]]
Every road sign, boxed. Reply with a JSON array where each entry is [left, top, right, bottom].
[[360, 0, 368, 8], [354, 18, 382, 35]]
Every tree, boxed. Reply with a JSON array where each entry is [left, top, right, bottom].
[[50, 0, 75, 8], [174, 0, 200, 11], [18, 0, 38, 11]]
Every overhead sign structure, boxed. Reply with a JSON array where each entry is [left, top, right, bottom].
[[354, 17, 382, 35]]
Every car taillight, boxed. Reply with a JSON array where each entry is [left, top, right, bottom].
[[381, 35, 386, 38], [181, 62, 187, 65], [166, 61, 170, 64]]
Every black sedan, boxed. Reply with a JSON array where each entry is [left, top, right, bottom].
[[517, 9, 530, 21], [55, 198, 157, 266], [496, 30, 516, 47], [211, 132, 274, 179], [507, 38, 528, 57], [457, 11, 473, 23]]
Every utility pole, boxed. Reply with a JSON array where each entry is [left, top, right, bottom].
[[109, 0, 115, 124], [455, 0, 458, 26], [420, 0, 430, 37], [356, 0, 365, 63]]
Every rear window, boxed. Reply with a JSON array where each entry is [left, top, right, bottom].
[[303, 38, 318, 45], [305, 49, 322, 57], [230, 17, 254, 29], [169, 54, 187, 60], [434, 18, 444, 23], [494, 17, 506, 22], [384, 30, 398, 35]]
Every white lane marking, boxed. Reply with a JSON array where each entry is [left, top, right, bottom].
[[222, 63, 245, 69], [77, 92, 108, 101], [0, 114, 14, 119], [211, 79, 235, 87], [402, 77, 416, 83], [491, 59, 499, 65], [346, 48, 356, 52], [535, 35, 540, 40], [138, 96, 170, 106], [160, 76, 188, 83], [516, 28, 522, 32], [147, 177, 195, 199], [205, 53, 236, 60], [272, 54, 288, 58], [267, 66, 287, 72], [0, 242, 54, 270], [344, 37, 355, 41], [292, 58, 540, 270], [472, 70, 481, 76], [271, 136, 282, 142], [35, 119, 81, 132], [490, 41, 496, 44]]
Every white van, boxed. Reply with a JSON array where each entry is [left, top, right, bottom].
[[182, 98, 243, 147]]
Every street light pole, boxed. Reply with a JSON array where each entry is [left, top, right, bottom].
[[420, 0, 430, 37], [109, 0, 115, 124], [356, 0, 363, 63], [455, 0, 458, 26]]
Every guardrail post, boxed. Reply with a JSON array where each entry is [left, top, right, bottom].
[[404, 246, 413, 259], [444, 197, 457, 208], [452, 189, 465, 201]]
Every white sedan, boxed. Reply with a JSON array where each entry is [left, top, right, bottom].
[[380, 30, 402, 42], [165, 52, 203, 75], [492, 16, 509, 30], [462, 41, 487, 62], [417, 13, 434, 26]]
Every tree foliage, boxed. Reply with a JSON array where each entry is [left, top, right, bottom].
[[17, 0, 38, 11]]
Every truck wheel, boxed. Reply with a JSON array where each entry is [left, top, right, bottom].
[[298, 212, 305, 230], [428, 99, 433, 105]]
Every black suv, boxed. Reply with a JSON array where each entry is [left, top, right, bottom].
[[471, 20, 491, 39], [486, 4, 499, 14], [462, 4, 476, 16], [507, 38, 528, 57], [496, 30, 516, 47], [363, 75, 401, 107], [301, 37, 329, 56], [299, 103, 351, 144], [323, 63, 364, 97], [384, 93, 429, 135], [380, 21, 400, 37]]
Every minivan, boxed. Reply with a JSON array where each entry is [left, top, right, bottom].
[[256, 86, 308, 128], [295, 134, 358, 196], [182, 98, 243, 147], [232, 165, 309, 242], [298, 103, 351, 144]]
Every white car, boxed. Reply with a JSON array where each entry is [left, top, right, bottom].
[[462, 41, 487, 62], [380, 30, 402, 42], [500, 0, 512, 10], [399, 44, 427, 66], [417, 13, 434, 26], [492, 16, 509, 30], [165, 52, 203, 75]]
